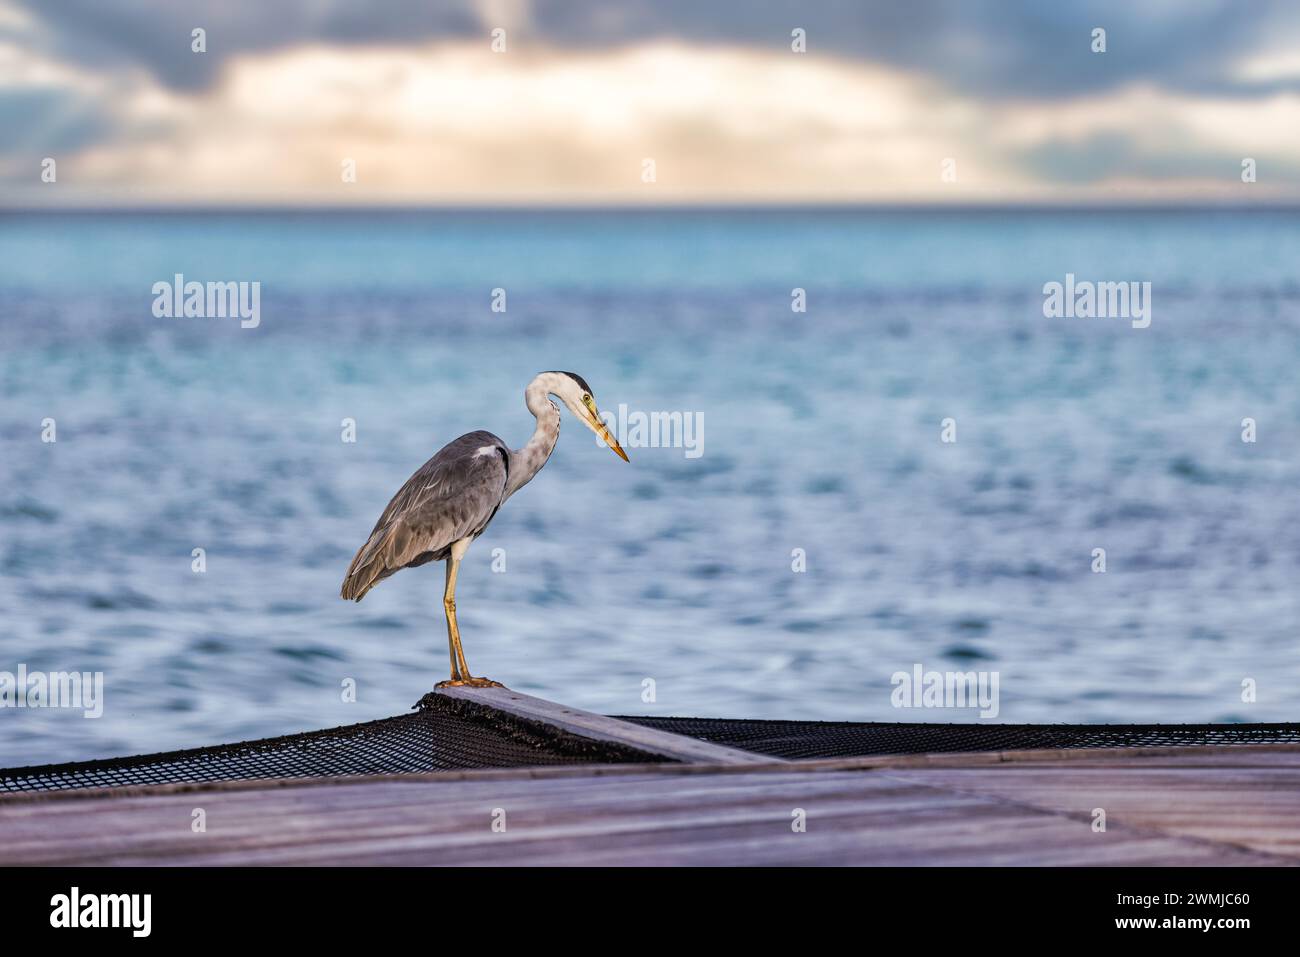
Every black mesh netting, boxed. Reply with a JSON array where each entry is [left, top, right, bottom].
[[0, 694, 666, 794], [4, 699, 1298, 794], [617, 717, 1300, 761]]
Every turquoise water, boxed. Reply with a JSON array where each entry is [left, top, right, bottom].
[[1, 209, 1298, 764]]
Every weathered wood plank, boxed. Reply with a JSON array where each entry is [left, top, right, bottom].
[[432, 686, 775, 765], [881, 764, 1300, 860], [0, 774, 971, 863], [0, 772, 1256, 867], [3, 750, 1298, 866]]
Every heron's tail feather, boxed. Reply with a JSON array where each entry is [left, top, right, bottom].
[[340, 528, 393, 601]]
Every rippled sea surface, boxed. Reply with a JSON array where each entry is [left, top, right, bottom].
[[1, 209, 1298, 765]]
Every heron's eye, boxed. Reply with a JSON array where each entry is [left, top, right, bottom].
[[582, 394, 592, 404]]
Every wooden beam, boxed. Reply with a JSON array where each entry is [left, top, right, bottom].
[[431, 686, 776, 766]]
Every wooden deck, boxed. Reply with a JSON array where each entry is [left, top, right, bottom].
[[3, 690, 1299, 866]]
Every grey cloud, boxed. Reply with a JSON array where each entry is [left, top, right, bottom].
[[13, 0, 1300, 99], [13, 0, 483, 90], [528, 0, 1300, 99]]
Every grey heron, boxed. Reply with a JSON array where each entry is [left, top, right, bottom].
[[340, 372, 629, 687]]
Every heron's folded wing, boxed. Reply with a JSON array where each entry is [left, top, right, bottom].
[[341, 435, 508, 599]]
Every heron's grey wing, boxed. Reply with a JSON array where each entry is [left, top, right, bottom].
[[340, 431, 508, 601]]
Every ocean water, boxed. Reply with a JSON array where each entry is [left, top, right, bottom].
[[1, 208, 1298, 766]]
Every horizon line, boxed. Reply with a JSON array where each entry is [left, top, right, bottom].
[[3, 199, 1300, 216]]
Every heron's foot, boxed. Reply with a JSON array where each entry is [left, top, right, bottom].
[[436, 676, 505, 689]]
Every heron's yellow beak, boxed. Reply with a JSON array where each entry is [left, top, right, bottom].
[[585, 407, 629, 461]]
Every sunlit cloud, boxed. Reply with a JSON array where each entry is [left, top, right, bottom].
[[4, 41, 986, 204]]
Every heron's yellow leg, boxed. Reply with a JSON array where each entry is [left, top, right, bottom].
[[445, 556, 471, 678], [435, 550, 504, 689], [442, 558, 463, 682]]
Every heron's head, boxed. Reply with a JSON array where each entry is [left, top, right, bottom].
[[545, 371, 629, 462]]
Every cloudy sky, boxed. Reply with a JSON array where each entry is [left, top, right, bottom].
[[3, 0, 1300, 205]]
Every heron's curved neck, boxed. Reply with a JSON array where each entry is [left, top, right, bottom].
[[507, 378, 562, 498]]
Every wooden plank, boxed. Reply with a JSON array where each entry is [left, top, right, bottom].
[[0, 768, 1260, 867], [432, 686, 775, 765], [3, 749, 1298, 866], [882, 764, 1300, 861]]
